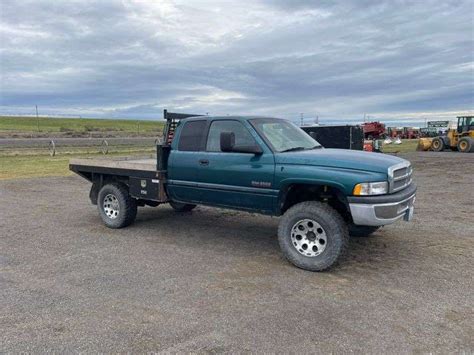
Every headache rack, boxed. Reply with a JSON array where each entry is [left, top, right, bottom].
[[162, 109, 204, 146], [157, 109, 203, 169]]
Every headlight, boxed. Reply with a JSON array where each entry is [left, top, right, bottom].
[[353, 181, 388, 196]]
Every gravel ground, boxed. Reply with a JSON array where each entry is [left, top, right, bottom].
[[1, 152, 473, 353]]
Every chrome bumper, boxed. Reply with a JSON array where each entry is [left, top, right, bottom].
[[348, 184, 416, 227]]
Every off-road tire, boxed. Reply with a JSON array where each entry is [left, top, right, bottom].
[[348, 224, 380, 237], [169, 201, 197, 212], [431, 137, 444, 152], [97, 183, 137, 228], [278, 201, 349, 271], [457, 137, 473, 153]]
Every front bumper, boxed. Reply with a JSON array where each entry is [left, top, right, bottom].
[[348, 183, 417, 226]]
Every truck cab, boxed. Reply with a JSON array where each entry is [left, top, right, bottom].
[[70, 113, 417, 271]]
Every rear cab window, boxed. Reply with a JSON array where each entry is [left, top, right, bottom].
[[178, 120, 207, 151]]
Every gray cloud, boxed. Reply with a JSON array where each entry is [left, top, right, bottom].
[[0, 0, 473, 123]]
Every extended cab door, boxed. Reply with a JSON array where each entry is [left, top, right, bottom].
[[167, 119, 208, 203], [196, 119, 276, 212]]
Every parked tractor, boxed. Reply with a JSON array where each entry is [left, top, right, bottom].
[[431, 116, 474, 153], [402, 127, 420, 140], [362, 121, 386, 140]]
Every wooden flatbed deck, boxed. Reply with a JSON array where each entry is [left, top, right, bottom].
[[70, 156, 156, 172]]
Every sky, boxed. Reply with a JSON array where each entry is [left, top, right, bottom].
[[0, 0, 473, 125]]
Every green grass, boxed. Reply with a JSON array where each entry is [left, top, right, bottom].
[[0, 145, 156, 157], [0, 116, 164, 134], [0, 149, 155, 180], [381, 139, 419, 153]]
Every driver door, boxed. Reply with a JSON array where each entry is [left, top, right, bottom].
[[196, 120, 276, 212]]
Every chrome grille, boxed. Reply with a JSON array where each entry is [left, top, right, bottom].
[[388, 162, 412, 193]]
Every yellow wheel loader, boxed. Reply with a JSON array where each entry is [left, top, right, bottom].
[[430, 116, 474, 153]]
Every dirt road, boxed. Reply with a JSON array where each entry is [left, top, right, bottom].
[[1, 152, 473, 352]]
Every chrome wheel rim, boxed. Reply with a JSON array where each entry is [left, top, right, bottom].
[[103, 194, 120, 219], [291, 219, 327, 257]]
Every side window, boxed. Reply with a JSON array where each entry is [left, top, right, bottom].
[[206, 120, 257, 152], [178, 120, 207, 151]]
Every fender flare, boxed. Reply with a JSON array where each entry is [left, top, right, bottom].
[[277, 179, 348, 214]]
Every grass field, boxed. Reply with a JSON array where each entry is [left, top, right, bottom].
[[0, 116, 164, 134], [381, 139, 419, 153], [0, 150, 155, 180]]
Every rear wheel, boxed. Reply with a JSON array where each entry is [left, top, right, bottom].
[[169, 201, 196, 212], [97, 183, 137, 228], [457, 137, 473, 153], [349, 224, 380, 237], [431, 137, 444, 152], [278, 201, 348, 271]]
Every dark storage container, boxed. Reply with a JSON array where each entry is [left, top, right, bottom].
[[301, 125, 364, 150]]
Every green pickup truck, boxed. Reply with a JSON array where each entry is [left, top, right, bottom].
[[70, 112, 416, 271]]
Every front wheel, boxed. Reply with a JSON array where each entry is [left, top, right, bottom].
[[97, 183, 137, 228], [278, 201, 349, 271], [431, 137, 444, 152]]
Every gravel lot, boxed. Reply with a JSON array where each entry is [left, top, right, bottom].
[[1, 152, 473, 352]]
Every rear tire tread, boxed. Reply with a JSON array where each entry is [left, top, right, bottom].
[[98, 183, 137, 228], [458, 137, 473, 153]]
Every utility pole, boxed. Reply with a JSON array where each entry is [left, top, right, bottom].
[[316, 115, 319, 125], [300, 113, 304, 126], [35, 105, 39, 132]]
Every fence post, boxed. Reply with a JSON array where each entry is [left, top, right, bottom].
[[49, 140, 56, 157], [101, 139, 109, 155]]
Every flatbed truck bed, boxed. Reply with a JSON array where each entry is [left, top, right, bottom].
[[70, 155, 169, 204], [70, 157, 157, 172]]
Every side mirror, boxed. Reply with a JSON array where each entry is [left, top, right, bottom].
[[220, 132, 263, 155], [220, 132, 235, 152]]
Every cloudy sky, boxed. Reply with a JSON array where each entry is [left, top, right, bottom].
[[0, 0, 473, 124]]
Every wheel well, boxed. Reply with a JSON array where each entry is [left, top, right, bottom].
[[89, 174, 129, 205], [279, 184, 351, 222]]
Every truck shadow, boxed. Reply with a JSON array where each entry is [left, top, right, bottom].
[[135, 205, 282, 256], [129, 206, 414, 273]]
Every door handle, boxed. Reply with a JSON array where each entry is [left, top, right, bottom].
[[199, 159, 209, 166]]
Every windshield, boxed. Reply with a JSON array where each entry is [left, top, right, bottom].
[[250, 118, 321, 152]]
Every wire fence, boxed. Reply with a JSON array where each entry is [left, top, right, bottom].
[[0, 137, 162, 157]]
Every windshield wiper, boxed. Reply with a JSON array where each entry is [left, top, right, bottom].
[[280, 145, 322, 153], [280, 146, 306, 153]]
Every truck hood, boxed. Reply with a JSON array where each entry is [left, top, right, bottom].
[[275, 148, 406, 174]]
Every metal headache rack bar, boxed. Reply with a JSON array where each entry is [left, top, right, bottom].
[[162, 109, 203, 146], [158, 109, 204, 168]]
